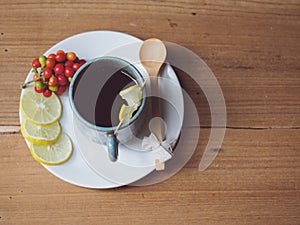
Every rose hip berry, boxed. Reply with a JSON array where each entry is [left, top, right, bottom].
[[32, 58, 41, 68], [64, 67, 74, 78], [64, 60, 74, 68], [23, 50, 86, 96], [43, 67, 52, 79], [48, 76, 58, 87], [54, 64, 64, 75], [46, 58, 55, 68], [34, 86, 44, 93], [55, 52, 66, 62], [56, 85, 67, 95], [43, 89, 52, 98], [66, 52, 76, 61], [57, 74, 67, 86], [72, 63, 81, 72]]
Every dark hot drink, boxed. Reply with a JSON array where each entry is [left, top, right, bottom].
[[72, 58, 136, 127]]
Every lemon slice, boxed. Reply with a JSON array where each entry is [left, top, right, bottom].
[[20, 88, 62, 125], [30, 132, 73, 166], [119, 84, 142, 110], [21, 119, 61, 145], [119, 104, 136, 123]]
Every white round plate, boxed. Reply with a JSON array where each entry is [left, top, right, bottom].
[[19, 31, 183, 188]]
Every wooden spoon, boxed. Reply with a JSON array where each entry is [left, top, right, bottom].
[[139, 38, 167, 170]]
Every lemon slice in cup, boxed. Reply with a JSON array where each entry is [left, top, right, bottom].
[[119, 104, 136, 123], [30, 132, 73, 166], [119, 84, 142, 110], [20, 88, 62, 125], [21, 119, 61, 146]]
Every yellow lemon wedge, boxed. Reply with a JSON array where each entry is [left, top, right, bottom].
[[115, 83, 144, 134], [20, 88, 62, 125], [21, 119, 61, 146], [30, 132, 73, 166], [119, 84, 142, 110], [118, 104, 136, 123]]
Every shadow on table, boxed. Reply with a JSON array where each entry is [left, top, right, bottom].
[[129, 45, 215, 187]]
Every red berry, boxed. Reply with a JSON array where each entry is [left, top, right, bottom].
[[34, 86, 44, 93], [40, 77, 47, 83], [54, 64, 64, 75], [56, 85, 67, 95], [46, 58, 55, 68], [48, 53, 56, 60], [64, 67, 74, 78], [43, 89, 52, 97], [79, 59, 86, 66], [32, 58, 41, 68], [64, 60, 74, 68], [43, 67, 52, 79], [55, 52, 66, 62], [72, 63, 81, 72], [57, 74, 67, 86], [56, 50, 65, 55], [48, 76, 58, 86], [66, 52, 77, 61]]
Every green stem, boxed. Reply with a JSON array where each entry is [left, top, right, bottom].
[[21, 77, 41, 89]]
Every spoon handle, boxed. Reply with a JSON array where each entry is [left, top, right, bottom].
[[150, 76, 164, 142], [150, 76, 166, 171]]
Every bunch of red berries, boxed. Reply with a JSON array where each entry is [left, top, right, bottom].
[[23, 50, 86, 97]]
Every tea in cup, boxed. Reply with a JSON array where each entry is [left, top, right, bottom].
[[69, 56, 146, 161]]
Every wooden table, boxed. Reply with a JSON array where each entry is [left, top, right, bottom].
[[1, 1, 299, 224]]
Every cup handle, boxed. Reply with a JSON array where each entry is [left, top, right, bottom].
[[107, 133, 118, 162]]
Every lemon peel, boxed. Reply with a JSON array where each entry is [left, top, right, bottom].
[[21, 119, 61, 146], [115, 82, 144, 134], [30, 132, 73, 166], [118, 104, 136, 123], [20, 88, 62, 126], [119, 84, 143, 110]]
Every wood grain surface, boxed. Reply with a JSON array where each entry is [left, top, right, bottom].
[[1, 0, 300, 224]]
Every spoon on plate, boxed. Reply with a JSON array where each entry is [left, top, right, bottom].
[[139, 38, 167, 170]]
